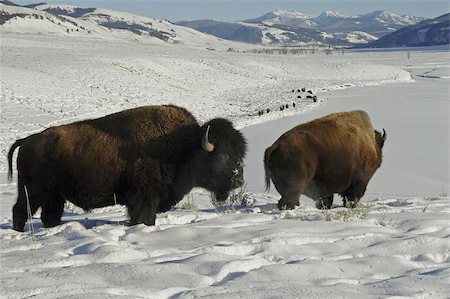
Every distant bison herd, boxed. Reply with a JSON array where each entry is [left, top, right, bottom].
[[7, 105, 386, 231], [257, 88, 318, 117]]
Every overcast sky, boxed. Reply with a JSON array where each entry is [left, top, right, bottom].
[[14, 1, 449, 21]]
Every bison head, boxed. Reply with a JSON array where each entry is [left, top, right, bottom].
[[192, 118, 247, 202]]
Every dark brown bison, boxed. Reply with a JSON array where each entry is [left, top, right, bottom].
[[7, 105, 247, 231], [264, 110, 386, 210]]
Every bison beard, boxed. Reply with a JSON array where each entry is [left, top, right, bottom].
[[264, 110, 386, 210], [7, 105, 247, 232]]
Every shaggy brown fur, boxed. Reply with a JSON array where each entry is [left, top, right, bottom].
[[8, 105, 247, 231], [264, 110, 386, 210]]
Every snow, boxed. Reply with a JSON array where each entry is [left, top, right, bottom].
[[321, 10, 346, 18], [0, 26, 449, 298], [273, 9, 309, 18], [0, 3, 246, 49], [259, 8, 317, 28], [360, 10, 417, 26], [339, 31, 378, 44]]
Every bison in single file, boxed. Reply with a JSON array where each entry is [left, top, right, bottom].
[[264, 110, 386, 210], [8, 105, 247, 231]]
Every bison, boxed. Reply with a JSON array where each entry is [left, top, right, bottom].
[[264, 110, 386, 210], [8, 105, 247, 231]]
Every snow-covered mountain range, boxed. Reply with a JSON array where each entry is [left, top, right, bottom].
[[1, 2, 446, 48], [179, 9, 427, 46], [245, 8, 422, 29]]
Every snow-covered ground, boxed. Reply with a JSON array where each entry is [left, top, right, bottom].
[[0, 32, 449, 298]]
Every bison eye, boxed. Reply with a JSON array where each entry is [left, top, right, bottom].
[[218, 153, 230, 161]]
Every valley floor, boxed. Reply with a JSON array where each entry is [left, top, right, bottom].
[[0, 34, 449, 298]]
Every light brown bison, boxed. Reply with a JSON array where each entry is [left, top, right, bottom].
[[264, 110, 386, 210], [8, 105, 247, 231]]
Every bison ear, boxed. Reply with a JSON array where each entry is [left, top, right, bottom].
[[202, 125, 215, 152]]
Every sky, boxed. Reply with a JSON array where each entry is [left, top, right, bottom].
[[13, 0, 449, 21]]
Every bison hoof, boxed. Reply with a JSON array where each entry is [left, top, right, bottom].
[[13, 219, 26, 232], [13, 225, 25, 232], [278, 201, 298, 210], [344, 201, 358, 208], [43, 220, 62, 228]]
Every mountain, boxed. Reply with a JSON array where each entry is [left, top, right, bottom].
[[176, 20, 263, 44], [178, 9, 424, 46], [177, 19, 358, 46], [244, 9, 317, 28], [335, 10, 424, 37], [0, 2, 239, 49], [363, 13, 450, 48], [312, 11, 348, 27], [246, 9, 424, 37], [359, 10, 422, 26]]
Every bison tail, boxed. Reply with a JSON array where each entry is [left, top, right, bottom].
[[7, 138, 26, 183], [264, 145, 277, 191]]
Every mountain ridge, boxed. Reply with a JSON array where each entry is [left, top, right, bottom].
[[361, 13, 450, 48], [178, 8, 427, 46], [2, 2, 445, 48]]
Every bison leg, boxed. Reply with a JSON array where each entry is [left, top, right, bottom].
[[127, 191, 159, 226], [12, 184, 41, 232], [276, 180, 309, 210], [316, 195, 333, 210], [41, 196, 65, 228], [277, 188, 303, 210], [343, 181, 368, 208], [278, 196, 299, 210]]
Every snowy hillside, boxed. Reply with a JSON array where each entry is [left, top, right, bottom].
[[0, 2, 99, 35], [0, 2, 244, 49], [175, 19, 264, 44], [1, 30, 449, 298], [336, 31, 378, 44]]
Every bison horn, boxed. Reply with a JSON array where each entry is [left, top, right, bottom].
[[382, 128, 387, 140], [202, 125, 215, 152]]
